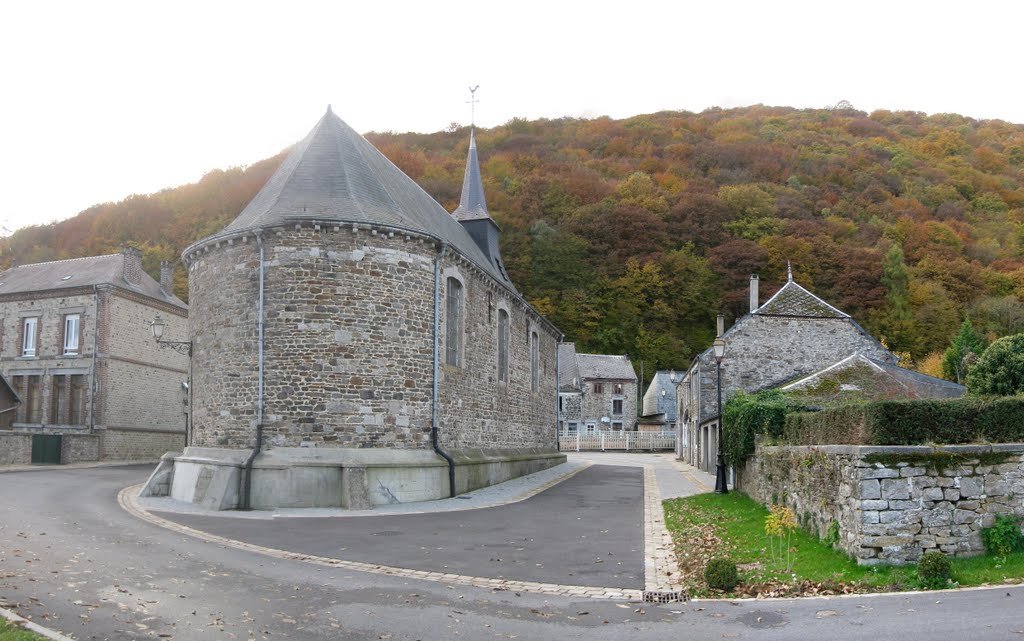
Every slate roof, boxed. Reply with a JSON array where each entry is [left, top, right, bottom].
[[754, 277, 849, 318], [643, 370, 681, 419], [558, 342, 581, 391], [220, 107, 513, 289], [0, 254, 186, 308], [780, 354, 965, 400], [452, 131, 491, 223], [576, 353, 637, 381]]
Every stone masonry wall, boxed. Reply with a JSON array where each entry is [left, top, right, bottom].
[[740, 444, 1024, 564], [101, 428, 184, 461], [187, 226, 558, 451], [61, 434, 99, 463], [0, 432, 31, 464], [104, 294, 187, 433]]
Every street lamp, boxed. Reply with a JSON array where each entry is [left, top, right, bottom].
[[150, 314, 192, 356], [150, 314, 193, 448], [713, 326, 728, 494]]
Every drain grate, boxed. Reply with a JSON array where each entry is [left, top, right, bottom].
[[370, 531, 403, 536], [643, 590, 688, 604]]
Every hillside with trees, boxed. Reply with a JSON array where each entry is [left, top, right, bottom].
[[4, 104, 1024, 381]]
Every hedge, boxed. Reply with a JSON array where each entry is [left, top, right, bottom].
[[721, 390, 801, 467], [784, 396, 1024, 446]]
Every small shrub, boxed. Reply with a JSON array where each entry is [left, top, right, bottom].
[[917, 551, 953, 589], [704, 557, 739, 591], [823, 519, 840, 547], [765, 505, 797, 570], [981, 514, 1024, 557]]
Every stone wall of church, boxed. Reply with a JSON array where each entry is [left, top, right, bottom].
[[187, 225, 558, 452]]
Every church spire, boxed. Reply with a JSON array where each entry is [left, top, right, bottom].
[[452, 129, 491, 222]]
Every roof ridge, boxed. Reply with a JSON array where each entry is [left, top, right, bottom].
[[4, 253, 120, 270]]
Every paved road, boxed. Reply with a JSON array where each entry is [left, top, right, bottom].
[[2, 463, 1024, 641], [156, 465, 645, 589]]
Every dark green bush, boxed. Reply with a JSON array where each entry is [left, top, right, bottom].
[[917, 551, 953, 590], [784, 396, 1024, 446], [704, 557, 739, 591], [981, 514, 1024, 557], [967, 334, 1024, 396]]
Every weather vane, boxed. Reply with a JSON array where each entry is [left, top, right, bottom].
[[467, 85, 480, 128]]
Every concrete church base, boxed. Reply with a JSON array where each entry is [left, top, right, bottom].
[[139, 446, 566, 510]]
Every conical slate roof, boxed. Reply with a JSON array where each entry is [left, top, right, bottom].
[[222, 107, 513, 288], [452, 131, 491, 222]]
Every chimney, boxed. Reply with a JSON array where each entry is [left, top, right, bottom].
[[160, 260, 174, 292], [121, 245, 142, 285], [750, 274, 759, 312], [716, 313, 725, 337]]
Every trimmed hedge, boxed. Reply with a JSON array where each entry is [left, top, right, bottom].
[[722, 390, 801, 467], [784, 396, 1024, 446]]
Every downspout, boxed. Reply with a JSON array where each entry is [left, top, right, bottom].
[[89, 285, 100, 433], [241, 233, 266, 510], [432, 242, 456, 498], [555, 336, 563, 446]]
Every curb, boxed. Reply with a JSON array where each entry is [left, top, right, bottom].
[[0, 605, 77, 641], [0, 460, 158, 474]]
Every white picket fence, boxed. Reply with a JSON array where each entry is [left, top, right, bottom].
[[557, 430, 676, 452]]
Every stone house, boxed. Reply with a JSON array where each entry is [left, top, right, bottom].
[[557, 342, 637, 432], [0, 248, 189, 462], [144, 108, 564, 510], [640, 370, 681, 432], [678, 271, 898, 473]]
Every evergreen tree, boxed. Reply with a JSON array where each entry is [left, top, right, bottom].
[[941, 319, 986, 384]]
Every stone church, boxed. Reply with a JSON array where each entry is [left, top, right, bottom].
[[143, 107, 564, 509]]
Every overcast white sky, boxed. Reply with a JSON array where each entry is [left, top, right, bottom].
[[0, 0, 1020, 234]]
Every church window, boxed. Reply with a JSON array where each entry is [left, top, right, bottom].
[[497, 309, 509, 382], [445, 278, 463, 367], [530, 330, 540, 392]]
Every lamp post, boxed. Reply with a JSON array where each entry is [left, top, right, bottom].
[[150, 314, 193, 447], [713, 331, 728, 494]]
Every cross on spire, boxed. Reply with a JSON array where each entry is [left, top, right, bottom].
[[467, 85, 480, 129]]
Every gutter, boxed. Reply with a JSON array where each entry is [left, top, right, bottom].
[[432, 242, 456, 498], [241, 233, 266, 510]]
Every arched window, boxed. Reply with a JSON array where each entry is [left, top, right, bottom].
[[530, 330, 540, 392], [497, 309, 509, 382], [445, 277, 463, 367]]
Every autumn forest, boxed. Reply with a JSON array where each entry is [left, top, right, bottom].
[[5, 104, 1024, 382]]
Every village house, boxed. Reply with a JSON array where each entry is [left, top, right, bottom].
[[0, 247, 188, 463], [143, 108, 564, 510], [677, 270, 964, 474], [639, 370, 681, 433], [557, 342, 637, 432]]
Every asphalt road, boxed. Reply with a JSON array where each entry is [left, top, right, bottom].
[[156, 464, 644, 589], [1, 464, 1024, 641]]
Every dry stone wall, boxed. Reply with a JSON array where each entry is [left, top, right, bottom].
[[740, 444, 1024, 564]]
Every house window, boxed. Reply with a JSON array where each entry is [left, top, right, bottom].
[[614, 383, 623, 394], [612, 421, 623, 431], [22, 375, 41, 423], [530, 331, 540, 392], [62, 314, 80, 355], [612, 399, 624, 415], [69, 375, 86, 425], [568, 422, 578, 433], [22, 317, 39, 357], [445, 277, 463, 367], [497, 309, 509, 382], [51, 375, 66, 424], [593, 383, 604, 394]]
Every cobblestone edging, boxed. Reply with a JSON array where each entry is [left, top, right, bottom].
[[0, 605, 77, 641], [120, 464, 649, 602], [643, 465, 684, 596]]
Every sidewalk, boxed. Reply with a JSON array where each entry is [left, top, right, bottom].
[[565, 451, 716, 499]]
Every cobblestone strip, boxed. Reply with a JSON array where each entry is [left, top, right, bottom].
[[643, 465, 684, 595], [119, 484, 643, 602]]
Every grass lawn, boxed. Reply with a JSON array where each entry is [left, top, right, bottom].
[[0, 617, 48, 641], [664, 491, 1024, 597]]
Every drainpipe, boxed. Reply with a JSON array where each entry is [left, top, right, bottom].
[[89, 285, 100, 432], [432, 242, 456, 498], [241, 233, 266, 510], [555, 336, 563, 445]]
